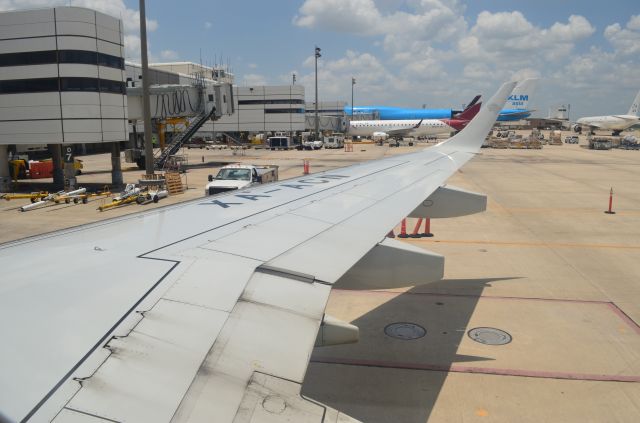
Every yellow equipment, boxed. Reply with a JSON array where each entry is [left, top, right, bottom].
[[56, 189, 112, 204], [98, 194, 138, 211], [9, 159, 28, 181], [2, 191, 49, 202]]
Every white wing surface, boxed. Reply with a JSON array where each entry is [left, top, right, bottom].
[[0, 81, 517, 423]]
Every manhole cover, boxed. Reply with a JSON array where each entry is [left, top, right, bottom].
[[384, 322, 426, 340], [468, 327, 512, 345]]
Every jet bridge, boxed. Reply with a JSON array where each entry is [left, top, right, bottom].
[[125, 81, 234, 169]]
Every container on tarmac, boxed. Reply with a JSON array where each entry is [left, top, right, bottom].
[[323, 134, 345, 149], [267, 136, 294, 150]]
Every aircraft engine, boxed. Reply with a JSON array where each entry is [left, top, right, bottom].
[[372, 131, 389, 141], [572, 124, 582, 133]]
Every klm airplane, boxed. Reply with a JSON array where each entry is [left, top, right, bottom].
[[346, 79, 537, 122]]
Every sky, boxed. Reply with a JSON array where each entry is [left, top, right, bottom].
[[2, 0, 639, 118]]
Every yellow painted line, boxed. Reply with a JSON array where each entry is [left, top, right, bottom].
[[413, 239, 640, 250]]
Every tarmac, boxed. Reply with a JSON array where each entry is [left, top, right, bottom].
[[0, 143, 398, 243], [304, 137, 640, 422], [1, 132, 639, 422]]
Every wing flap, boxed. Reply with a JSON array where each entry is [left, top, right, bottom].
[[65, 300, 228, 422], [232, 373, 362, 423], [164, 252, 261, 312], [171, 284, 331, 422]]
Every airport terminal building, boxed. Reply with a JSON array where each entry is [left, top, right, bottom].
[[199, 85, 306, 135], [0, 7, 128, 146]]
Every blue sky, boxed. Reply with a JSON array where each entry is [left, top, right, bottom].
[[3, 1, 640, 118]]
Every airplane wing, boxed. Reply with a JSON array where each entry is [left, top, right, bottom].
[[384, 119, 423, 137], [582, 121, 604, 129], [0, 81, 517, 423]]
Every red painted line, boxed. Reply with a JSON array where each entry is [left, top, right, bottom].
[[605, 303, 640, 335], [332, 288, 611, 305], [331, 289, 640, 334], [312, 357, 640, 383]]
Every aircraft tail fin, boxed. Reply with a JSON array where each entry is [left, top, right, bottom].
[[457, 102, 482, 121], [465, 95, 481, 110], [453, 95, 481, 118], [627, 89, 640, 116], [507, 78, 538, 110]]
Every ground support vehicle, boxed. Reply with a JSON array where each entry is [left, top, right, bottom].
[[205, 164, 279, 196]]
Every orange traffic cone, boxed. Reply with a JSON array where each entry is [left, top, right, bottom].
[[422, 218, 433, 237], [397, 219, 409, 238], [409, 218, 424, 238]]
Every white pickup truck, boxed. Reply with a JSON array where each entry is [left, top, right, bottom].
[[205, 164, 279, 196], [303, 139, 324, 150]]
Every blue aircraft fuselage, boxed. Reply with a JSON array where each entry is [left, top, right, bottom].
[[346, 106, 530, 122]]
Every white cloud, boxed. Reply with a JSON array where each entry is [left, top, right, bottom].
[[459, 11, 595, 65], [628, 15, 640, 31], [0, 0, 159, 60], [205, 21, 212, 29], [292, 2, 595, 97], [548, 15, 595, 41], [292, 2, 640, 116], [160, 49, 179, 60], [248, 63, 258, 69], [604, 15, 640, 56], [297, 50, 397, 104], [242, 73, 268, 86], [294, 0, 467, 55], [293, 0, 381, 35]]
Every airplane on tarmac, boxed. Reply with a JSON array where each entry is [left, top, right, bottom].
[[0, 81, 518, 423], [572, 89, 640, 135], [348, 100, 481, 140], [346, 78, 538, 122]]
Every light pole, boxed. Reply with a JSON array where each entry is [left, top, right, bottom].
[[351, 77, 356, 119], [139, 0, 153, 175], [292, 72, 296, 85], [314, 46, 321, 141]]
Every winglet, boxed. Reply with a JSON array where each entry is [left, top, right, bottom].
[[412, 119, 423, 129], [441, 81, 518, 152], [627, 88, 640, 116]]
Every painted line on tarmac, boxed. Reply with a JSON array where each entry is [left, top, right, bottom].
[[605, 303, 640, 335], [311, 357, 640, 383], [488, 206, 640, 216], [415, 239, 640, 250], [331, 289, 640, 335]]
